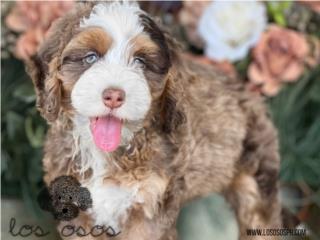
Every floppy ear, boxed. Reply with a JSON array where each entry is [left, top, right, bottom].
[[25, 28, 63, 122], [156, 27, 186, 134], [161, 67, 186, 134]]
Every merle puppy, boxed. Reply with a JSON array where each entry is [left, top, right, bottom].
[[27, 2, 281, 240]]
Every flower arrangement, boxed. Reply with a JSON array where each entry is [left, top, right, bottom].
[[178, 1, 320, 96]]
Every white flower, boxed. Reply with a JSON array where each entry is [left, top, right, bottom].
[[198, 1, 267, 62]]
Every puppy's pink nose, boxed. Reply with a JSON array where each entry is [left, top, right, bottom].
[[102, 88, 125, 109]]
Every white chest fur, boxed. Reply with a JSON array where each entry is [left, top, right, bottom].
[[84, 179, 141, 232]]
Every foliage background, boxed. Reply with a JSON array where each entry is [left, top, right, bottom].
[[1, 1, 320, 239]]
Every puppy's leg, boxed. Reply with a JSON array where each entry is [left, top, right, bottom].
[[225, 173, 281, 240], [225, 107, 282, 240]]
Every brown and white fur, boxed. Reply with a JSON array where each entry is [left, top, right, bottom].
[[26, 2, 282, 240]]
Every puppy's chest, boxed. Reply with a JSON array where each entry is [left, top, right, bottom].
[[75, 155, 136, 229], [81, 162, 168, 233], [73, 133, 168, 231], [83, 176, 142, 232]]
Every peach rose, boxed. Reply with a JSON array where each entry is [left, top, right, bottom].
[[5, 1, 74, 60], [248, 25, 309, 96], [14, 28, 46, 60]]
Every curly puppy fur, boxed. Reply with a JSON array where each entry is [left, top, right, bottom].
[[26, 2, 281, 240]]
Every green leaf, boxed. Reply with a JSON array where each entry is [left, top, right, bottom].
[[267, 1, 293, 26], [13, 82, 36, 103], [269, 66, 320, 189]]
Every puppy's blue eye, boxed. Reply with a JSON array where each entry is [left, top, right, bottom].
[[133, 57, 145, 66], [84, 52, 98, 64]]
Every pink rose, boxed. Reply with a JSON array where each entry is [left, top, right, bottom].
[[5, 1, 75, 60], [14, 27, 46, 61], [248, 25, 309, 96]]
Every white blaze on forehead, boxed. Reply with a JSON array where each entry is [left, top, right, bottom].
[[80, 2, 144, 63], [81, 2, 143, 41]]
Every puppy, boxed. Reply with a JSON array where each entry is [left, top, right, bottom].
[[26, 2, 282, 240]]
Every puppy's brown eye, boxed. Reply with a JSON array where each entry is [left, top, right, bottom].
[[83, 52, 99, 64], [133, 57, 145, 67]]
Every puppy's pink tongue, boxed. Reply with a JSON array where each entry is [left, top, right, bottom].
[[90, 116, 122, 152]]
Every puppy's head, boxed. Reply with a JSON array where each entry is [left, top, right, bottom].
[[27, 2, 184, 152]]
